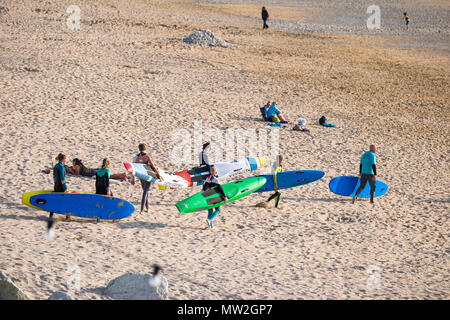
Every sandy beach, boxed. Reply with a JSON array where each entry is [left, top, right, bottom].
[[0, 0, 448, 299]]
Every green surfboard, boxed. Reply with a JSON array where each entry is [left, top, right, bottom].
[[175, 177, 266, 214]]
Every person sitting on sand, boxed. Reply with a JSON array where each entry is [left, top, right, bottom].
[[204, 166, 228, 230], [96, 158, 112, 196], [266, 102, 288, 124]]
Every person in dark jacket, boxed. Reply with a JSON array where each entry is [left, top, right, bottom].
[[262, 7, 269, 29], [203, 166, 228, 230], [96, 158, 112, 196]]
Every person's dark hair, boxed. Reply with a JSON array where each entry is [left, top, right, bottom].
[[138, 143, 147, 152], [55, 153, 66, 162], [73, 158, 89, 175], [203, 142, 210, 151]]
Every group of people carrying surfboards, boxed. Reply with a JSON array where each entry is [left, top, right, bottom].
[[50, 133, 379, 231]]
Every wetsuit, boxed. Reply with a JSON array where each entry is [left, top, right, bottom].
[[267, 160, 282, 207], [133, 152, 155, 212], [203, 174, 227, 228], [96, 168, 111, 196], [262, 8, 269, 29], [354, 151, 377, 202], [53, 162, 67, 192]]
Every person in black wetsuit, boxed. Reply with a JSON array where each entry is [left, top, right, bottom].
[[96, 158, 112, 196], [203, 166, 228, 230], [130, 143, 163, 214], [262, 7, 269, 29]]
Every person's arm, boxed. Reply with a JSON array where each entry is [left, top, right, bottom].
[[147, 155, 163, 180], [105, 169, 111, 195], [58, 164, 67, 191]]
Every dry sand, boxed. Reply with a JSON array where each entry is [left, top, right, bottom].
[[0, 0, 448, 299]]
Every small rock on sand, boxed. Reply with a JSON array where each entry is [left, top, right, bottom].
[[0, 271, 29, 300], [105, 272, 168, 300]]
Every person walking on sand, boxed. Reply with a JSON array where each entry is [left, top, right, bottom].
[[266, 155, 283, 208], [131, 143, 163, 214], [262, 6, 269, 29], [403, 12, 410, 30], [53, 153, 68, 193], [204, 166, 228, 230], [352, 145, 377, 204]]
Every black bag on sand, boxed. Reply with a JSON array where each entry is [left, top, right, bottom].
[[319, 116, 326, 125]]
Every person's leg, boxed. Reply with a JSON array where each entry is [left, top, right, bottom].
[[353, 174, 369, 203], [274, 191, 281, 208], [140, 180, 150, 213], [267, 191, 278, 203], [208, 207, 220, 229], [368, 176, 376, 203]]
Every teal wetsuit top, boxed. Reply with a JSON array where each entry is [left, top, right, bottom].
[[266, 104, 281, 118], [360, 151, 376, 175], [96, 168, 111, 195], [53, 162, 67, 192]]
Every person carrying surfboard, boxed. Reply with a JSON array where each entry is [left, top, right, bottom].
[[352, 145, 377, 204], [53, 153, 68, 193], [131, 143, 163, 214], [96, 158, 112, 196], [266, 155, 283, 208], [204, 166, 228, 230]]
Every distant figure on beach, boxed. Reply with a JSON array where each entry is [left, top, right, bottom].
[[266, 102, 288, 124], [265, 155, 283, 208], [403, 12, 410, 30], [53, 153, 68, 193], [204, 166, 228, 230], [352, 145, 377, 204], [131, 143, 163, 214], [262, 7, 269, 29], [96, 158, 112, 196]]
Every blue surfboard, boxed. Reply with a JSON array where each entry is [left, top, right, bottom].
[[255, 170, 325, 192], [27, 192, 135, 220], [322, 122, 337, 127], [329, 176, 388, 198]]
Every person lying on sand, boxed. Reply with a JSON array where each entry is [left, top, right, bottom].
[[43, 158, 130, 181]]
